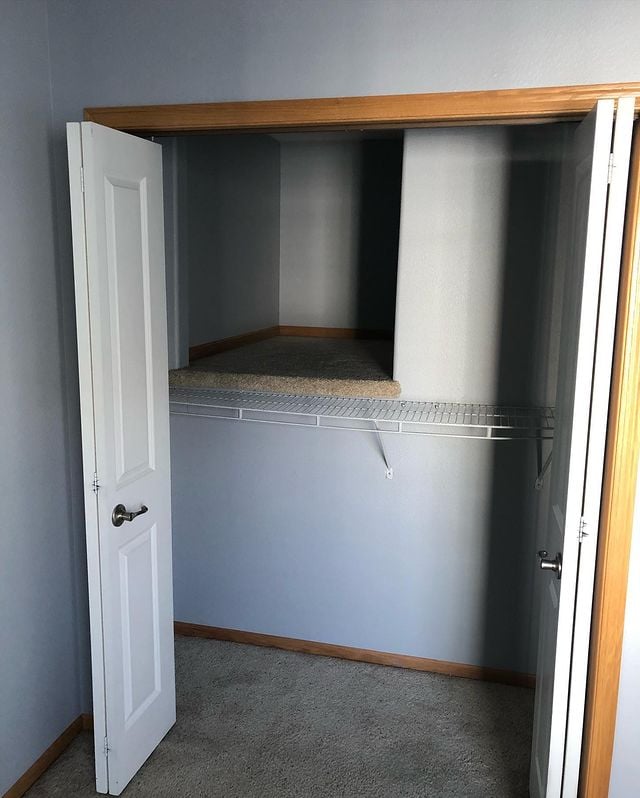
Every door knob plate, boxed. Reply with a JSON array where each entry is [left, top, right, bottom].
[[538, 549, 562, 579], [112, 503, 148, 527]]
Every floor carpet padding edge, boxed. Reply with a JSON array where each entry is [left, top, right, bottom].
[[169, 368, 402, 398]]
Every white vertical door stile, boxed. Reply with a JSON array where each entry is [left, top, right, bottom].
[[530, 98, 634, 798], [562, 96, 634, 797], [67, 122, 175, 796]]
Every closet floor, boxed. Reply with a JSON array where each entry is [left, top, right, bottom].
[[26, 635, 533, 798], [169, 336, 401, 398]]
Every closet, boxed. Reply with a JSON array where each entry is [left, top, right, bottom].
[[167, 119, 563, 717], [67, 89, 636, 798]]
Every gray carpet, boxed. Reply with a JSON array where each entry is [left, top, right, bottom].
[[26, 636, 533, 797], [170, 337, 401, 398]]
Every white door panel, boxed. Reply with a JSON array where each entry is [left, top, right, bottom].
[[562, 96, 634, 797], [67, 122, 175, 796], [530, 99, 633, 797]]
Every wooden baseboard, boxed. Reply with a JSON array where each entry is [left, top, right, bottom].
[[279, 325, 393, 340], [2, 715, 90, 798], [174, 621, 535, 689], [189, 326, 280, 361], [188, 325, 394, 362], [81, 713, 94, 731]]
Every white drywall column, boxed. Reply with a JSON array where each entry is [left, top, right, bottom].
[[393, 128, 510, 400]]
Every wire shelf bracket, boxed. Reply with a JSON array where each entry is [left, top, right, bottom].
[[169, 387, 555, 480]]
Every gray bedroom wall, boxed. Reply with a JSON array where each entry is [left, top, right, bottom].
[[279, 137, 402, 330], [35, 0, 640, 772], [0, 2, 85, 794], [184, 135, 280, 348]]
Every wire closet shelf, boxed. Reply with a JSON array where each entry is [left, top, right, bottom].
[[169, 387, 555, 440]]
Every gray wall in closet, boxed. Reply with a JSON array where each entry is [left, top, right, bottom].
[[183, 135, 281, 348], [4, 1, 637, 793], [171, 415, 547, 674], [278, 136, 402, 331]]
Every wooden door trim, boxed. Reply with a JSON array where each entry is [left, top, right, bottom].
[[84, 82, 640, 135], [580, 124, 640, 796]]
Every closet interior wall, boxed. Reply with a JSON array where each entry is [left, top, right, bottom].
[[165, 121, 571, 678]]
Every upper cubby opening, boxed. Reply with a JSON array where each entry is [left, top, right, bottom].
[[167, 130, 404, 397], [165, 121, 573, 405]]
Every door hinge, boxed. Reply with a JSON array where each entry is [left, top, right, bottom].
[[608, 152, 615, 184], [92, 472, 100, 493], [80, 166, 85, 193], [578, 516, 589, 542], [103, 736, 110, 757]]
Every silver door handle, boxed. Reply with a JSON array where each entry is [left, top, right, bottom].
[[538, 550, 562, 579], [112, 503, 148, 527]]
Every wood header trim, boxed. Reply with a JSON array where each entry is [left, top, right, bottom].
[[175, 621, 535, 689], [84, 83, 640, 135], [2, 716, 85, 798], [580, 124, 640, 796]]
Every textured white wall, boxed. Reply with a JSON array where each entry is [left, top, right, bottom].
[[279, 139, 363, 328], [394, 125, 567, 402]]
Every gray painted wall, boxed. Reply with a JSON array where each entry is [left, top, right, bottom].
[[279, 137, 402, 330], [171, 414, 545, 674], [184, 135, 280, 347], [0, 2, 85, 793], [0, 0, 632, 786]]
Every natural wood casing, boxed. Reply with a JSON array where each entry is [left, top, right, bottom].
[[85, 83, 640, 135], [188, 325, 393, 361], [175, 622, 535, 689]]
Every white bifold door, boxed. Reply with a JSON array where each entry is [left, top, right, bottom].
[[67, 122, 175, 795], [530, 98, 634, 798]]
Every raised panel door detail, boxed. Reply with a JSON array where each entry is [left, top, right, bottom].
[[105, 176, 156, 486], [118, 523, 161, 728]]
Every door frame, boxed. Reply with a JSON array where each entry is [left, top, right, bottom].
[[83, 83, 640, 796]]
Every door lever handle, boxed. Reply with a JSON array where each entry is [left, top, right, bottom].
[[112, 503, 148, 527], [538, 550, 562, 579]]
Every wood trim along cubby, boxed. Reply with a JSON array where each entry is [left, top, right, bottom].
[[188, 326, 393, 361], [174, 621, 536, 689], [580, 124, 640, 797], [188, 326, 280, 361], [84, 83, 640, 134]]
